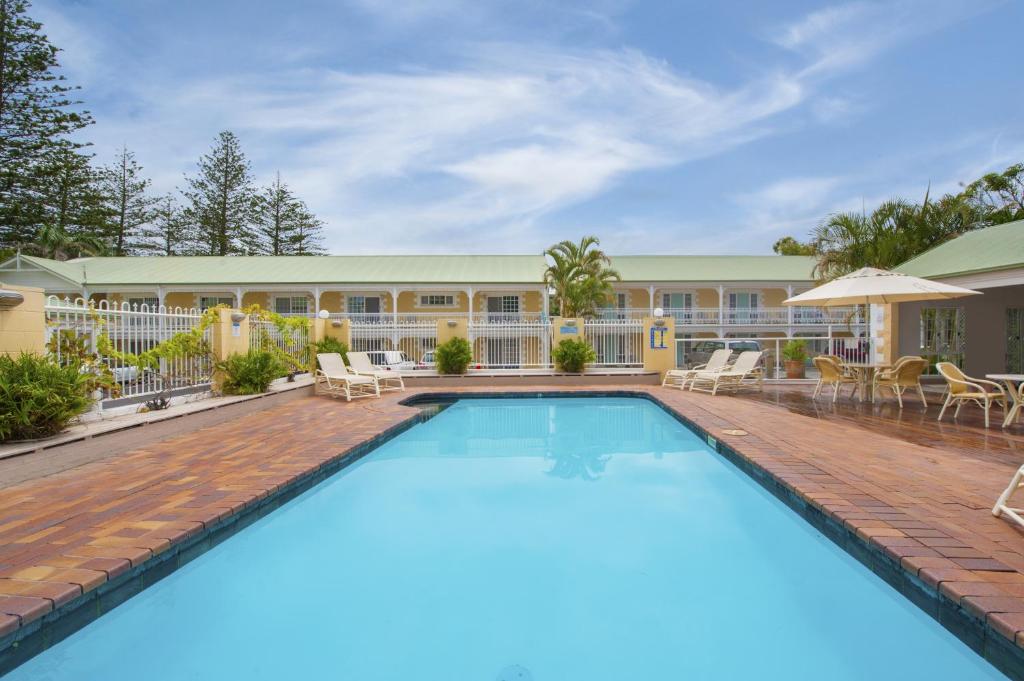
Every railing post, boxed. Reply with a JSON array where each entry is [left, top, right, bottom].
[[0, 284, 46, 357], [211, 308, 250, 391]]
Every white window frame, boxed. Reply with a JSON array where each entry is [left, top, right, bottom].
[[418, 294, 457, 308], [199, 295, 234, 310], [347, 295, 382, 314], [274, 296, 310, 315]]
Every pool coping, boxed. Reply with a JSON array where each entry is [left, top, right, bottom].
[[1, 388, 1022, 680]]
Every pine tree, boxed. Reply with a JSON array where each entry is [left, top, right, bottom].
[[98, 146, 158, 255], [0, 0, 93, 248], [30, 147, 109, 254], [254, 172, 326, 255], [182, 131, 256, 256], [144, 195, 190, 256], [291, 204, 326, 255]]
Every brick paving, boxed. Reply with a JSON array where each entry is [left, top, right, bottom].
[[1, 384, 1023, 661]]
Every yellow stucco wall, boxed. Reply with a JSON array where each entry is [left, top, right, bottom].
[[0, 284, 46, 356], [161, 292, 193, 309], [242, 291, 270, 309], [319, 291, 343, 313]]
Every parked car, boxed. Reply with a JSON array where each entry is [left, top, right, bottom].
[[364, 350, 415, 371], [416, 350, 436, 370], [684, 340, 762, 368]]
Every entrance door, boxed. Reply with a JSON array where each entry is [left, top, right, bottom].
[[1009, 308, 1024, 373]]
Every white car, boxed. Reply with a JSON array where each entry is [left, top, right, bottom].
[[365, 350, 415, 371], [416, 350, 436, 370]]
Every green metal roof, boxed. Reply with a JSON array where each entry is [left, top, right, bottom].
[[15, 254, 548, 286], [609, 255, 816, 282], [896, 220, 1024, 279]]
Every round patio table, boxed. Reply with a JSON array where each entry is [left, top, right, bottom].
[[986, 374, 1024, 429], [843, 361, 891, 403]]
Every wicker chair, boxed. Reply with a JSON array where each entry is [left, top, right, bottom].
[[812, 356, 858, 402], [936, 362, 1007, 428], [873, 358, 928, 408]]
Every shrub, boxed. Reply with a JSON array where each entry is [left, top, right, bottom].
[[782, 339, 808, 362], [553, 337, 597, 373], [435, 337, 473, 374], [314, 337, 349, 365], [0, 353, 94, 442], [217, 350, 285, 395]]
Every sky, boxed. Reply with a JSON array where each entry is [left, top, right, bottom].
[[36, 0, 1024, 255]]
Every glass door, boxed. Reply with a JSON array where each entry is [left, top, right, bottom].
[[1008, 308, 1024, 373]]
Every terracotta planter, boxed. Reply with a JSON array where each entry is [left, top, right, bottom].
[[784, 360, 806, 379]]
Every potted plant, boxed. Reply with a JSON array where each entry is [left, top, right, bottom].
[[781, 339, 808, 379]]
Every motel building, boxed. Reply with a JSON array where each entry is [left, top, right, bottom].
[[0, 251, 871, 372]]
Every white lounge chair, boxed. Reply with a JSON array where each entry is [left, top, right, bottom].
[[346, 351, 405, 392], [315, 353, 380, 401], [689, 350, 764, 396], [662, 349, 732, 390]]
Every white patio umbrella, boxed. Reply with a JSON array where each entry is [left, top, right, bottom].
[[783, 267, 981, 307]]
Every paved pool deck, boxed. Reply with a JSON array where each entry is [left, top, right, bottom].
[[2, 385, 1024, 676]]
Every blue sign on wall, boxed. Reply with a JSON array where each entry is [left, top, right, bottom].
[[649, 326, 668, 349], [560, 326, 578, 335]]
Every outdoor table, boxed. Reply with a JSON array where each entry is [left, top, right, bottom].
[[843, 362, 891, 403], [986, 374, 1024, 429]]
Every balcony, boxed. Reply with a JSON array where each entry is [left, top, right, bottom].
[[594, 306, 865, 326]]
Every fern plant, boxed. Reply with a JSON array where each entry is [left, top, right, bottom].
[[0, 353, 94, 442]]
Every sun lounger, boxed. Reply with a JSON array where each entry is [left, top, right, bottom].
[[662, 349, 732, 390], [346, 351, 405, 392], [689, 350, 764, 396], [315, 353, 380, 401]]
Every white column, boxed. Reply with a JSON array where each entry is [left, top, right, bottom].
[[786, 285, 794, 337], [541, 286, 549, 319], [466, 286, 474, 324], [235, 287, 244, 309], [156, 286, 166, 309], [313, 286, 321, 315], [717, 285, 725, 337], [647, 285, 656, 316]]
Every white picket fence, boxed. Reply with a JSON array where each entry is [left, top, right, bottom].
[[249, 314, 312, 369], [584, 318, 644, 368], [344, 313, 439, 362], [469, 316, 552, 369], [44, 297, 214, 404]]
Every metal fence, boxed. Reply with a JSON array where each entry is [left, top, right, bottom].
[[249, 314, 312, 369], [44, 297, 213, 404], [673, 335, 875, 379], [345, 313, 440, 362], [469, 317, 552, 369], [584, 318, 644, 368]]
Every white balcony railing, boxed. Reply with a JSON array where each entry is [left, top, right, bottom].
[[594, 306, 865, 326]]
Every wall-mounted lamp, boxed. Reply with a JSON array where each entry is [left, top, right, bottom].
[[331, 320, 343, 328], [654, 318, 667, 328], [565, 319, 577, 327], [446, 320, 458, 327], [317, 309, 331, 320], [230, 311, 247, 323], [0, 290, 25, 309], [653, 307, 665, 317]]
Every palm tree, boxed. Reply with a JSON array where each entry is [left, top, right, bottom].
[[811, 192, 979, 281], [544, 236, 620, 317], [20, 223, 110, 261]]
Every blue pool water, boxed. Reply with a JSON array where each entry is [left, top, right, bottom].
[[7, 397, 1005, 680]]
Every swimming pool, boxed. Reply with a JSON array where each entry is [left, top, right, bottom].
[[6, 397, 1006, 680]]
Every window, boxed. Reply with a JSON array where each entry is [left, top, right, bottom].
[[486, 295, 519, 313], [128, 297, 159, 310], [920, 307, 965, 368], [419, 294, 455, 307], [199, 296, 234, 310], [347, 296, 381, 314], [662, 293, 693, 310], [274, 296, 309, 315]]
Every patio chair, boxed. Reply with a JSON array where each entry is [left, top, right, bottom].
[[689, 351, 764, 396], [935, 361, 1006, 428], [662, 349, 731, 390], [315, 353, 380, 401], [872, 357, 928, 408], [992, 464, 1024, 529], [346, 351, 405, 392], [812, 356, 858, 402]]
